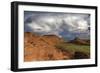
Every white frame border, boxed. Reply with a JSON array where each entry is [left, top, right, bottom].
[[18, 5, 96, 69]]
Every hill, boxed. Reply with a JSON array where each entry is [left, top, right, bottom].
[[24, 32, 72, 62], [69, 37, 90, 45]]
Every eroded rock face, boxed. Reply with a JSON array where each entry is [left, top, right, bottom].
[[24, 32, 72, 62]]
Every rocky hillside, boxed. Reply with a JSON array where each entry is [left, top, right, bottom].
[[24, 32, 72, 62]]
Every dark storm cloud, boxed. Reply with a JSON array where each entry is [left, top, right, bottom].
[[24, 11, 90, 40]]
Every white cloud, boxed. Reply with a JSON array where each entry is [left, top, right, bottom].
[[63, 16, 89, 33], [26, 15, 63, 36], [25, 12, 90, 38]]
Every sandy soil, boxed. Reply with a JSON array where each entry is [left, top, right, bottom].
[[24, 32, 72, 62]]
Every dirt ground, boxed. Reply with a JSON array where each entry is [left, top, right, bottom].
[[24, 32, 72, 62]]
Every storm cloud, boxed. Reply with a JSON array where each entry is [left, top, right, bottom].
[[24, 11, 90, 40]]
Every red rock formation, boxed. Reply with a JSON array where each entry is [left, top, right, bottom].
[[24, 32, 72, 62]]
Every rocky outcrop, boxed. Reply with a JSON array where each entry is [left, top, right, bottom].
[[24, 32, 72, 62]]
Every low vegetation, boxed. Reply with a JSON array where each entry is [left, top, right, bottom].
[[55, 42, 90, 59]]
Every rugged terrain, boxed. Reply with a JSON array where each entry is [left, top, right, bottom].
[[24, 32, 72, 62], [24, 32, 90, 62]]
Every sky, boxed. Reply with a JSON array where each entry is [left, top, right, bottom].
[[24, 11, 90, 40]]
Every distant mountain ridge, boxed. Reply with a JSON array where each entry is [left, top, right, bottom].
[[69, 37, 90, 45]]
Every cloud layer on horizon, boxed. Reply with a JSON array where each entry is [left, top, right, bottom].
[[24, 11, 90, 40]]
